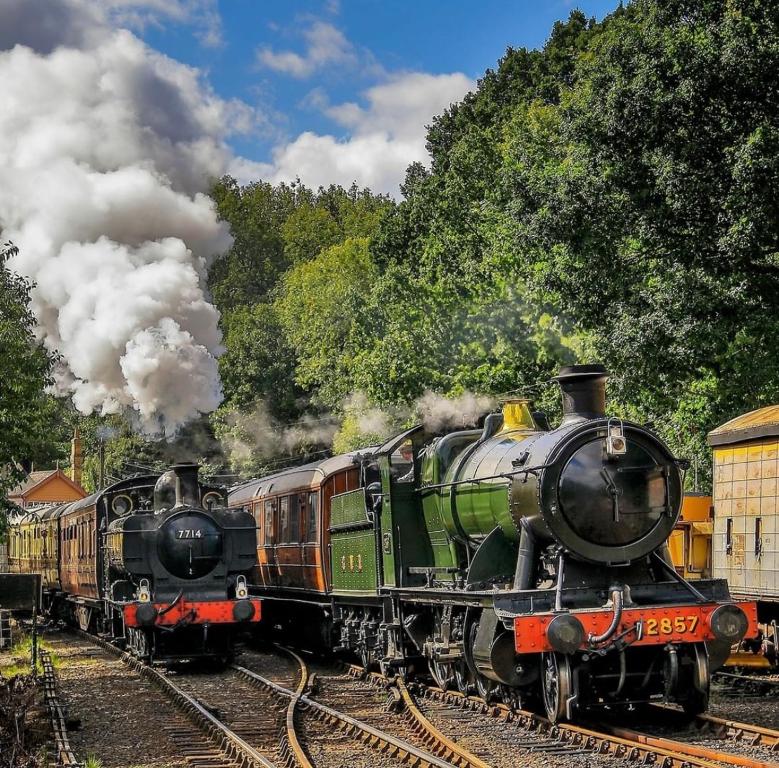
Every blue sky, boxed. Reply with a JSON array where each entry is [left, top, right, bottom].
[[135, 0, 619, 194]]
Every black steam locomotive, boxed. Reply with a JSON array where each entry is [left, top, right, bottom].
[[9, 464, 260, 661]]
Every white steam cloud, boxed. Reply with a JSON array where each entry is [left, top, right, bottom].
[[415, 391, 496, 432], [0, 0, 249, 435], [220, 390, 496, 474], [221, 402, 340, 469]]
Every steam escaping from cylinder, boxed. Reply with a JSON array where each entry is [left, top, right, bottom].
[[0, 0, 252, 436]]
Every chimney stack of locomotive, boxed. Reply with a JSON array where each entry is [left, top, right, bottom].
[[553, 364, 609, 425], [172, 463, 200, 508]]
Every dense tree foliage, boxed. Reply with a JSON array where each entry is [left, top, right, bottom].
[[208, 181, 393, 473], [0, 243, 56, 524], [357, 0, 779, 484], [276, 237, 377, 406]]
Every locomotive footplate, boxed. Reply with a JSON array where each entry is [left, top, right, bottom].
[[512, 600, 758, 654], [122, 599, 262, 628]]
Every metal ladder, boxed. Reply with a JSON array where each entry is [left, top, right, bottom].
[[0, 609, 12, 649]]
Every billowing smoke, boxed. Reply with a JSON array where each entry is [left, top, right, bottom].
[[415, 391, 496, 432], [342, 392, 397, 438], [0, 0, 249, 435]]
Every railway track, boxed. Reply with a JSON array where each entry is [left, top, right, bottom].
[[77, 630, 276, 768], [714, 671, 779, 697], [233, 653, 465, 768], [691, 709, 779, 750], [340, 660, 779, 768], [591, 707, 779, 768], [74, 632, 470, 768], [57, 632, 779, 768], [40, 649, 80, 768]]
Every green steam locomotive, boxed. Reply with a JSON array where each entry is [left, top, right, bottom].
[[230, 365, 756, 721]]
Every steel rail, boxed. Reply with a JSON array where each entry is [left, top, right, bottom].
[[694, 712, 779, 751], [348, 661, 761, 768], [590, 721, 777, 768], [651, 704, 779, 752], [233, 660, 460, 768], [394, 677, 492, 768], [40, 649, 81, 768], [269, 645, 316, 768], [345, 660, 779, 768], [715, 671, 779, 695], [76, 631, 275, 768], [417, 684, 728, 768]]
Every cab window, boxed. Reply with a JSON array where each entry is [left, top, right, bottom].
[[390, 439, 415, 483]]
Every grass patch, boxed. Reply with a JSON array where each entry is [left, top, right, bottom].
[[84, 754, 104, 768], [0, 632, 59, 678]]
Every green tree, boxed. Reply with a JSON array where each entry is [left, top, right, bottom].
[[498, 0, 779, 477], [276, 237, 377, 407], [217, 302, 301, 418], [0, 243, 55, 525], [208, 177, 302, 310], [363, 1, 779, 488]]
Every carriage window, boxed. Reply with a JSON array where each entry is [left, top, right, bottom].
[[279, 496, 290, 542], [289, 495, 301, 542], [726, 518, 733, 555], [254, 503, 263, 538], [264, 500, 276, 546], [306, 492, 319, 542]]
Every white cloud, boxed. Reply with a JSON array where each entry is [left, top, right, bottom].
[[256, 20, 356, 78], [241, 72, 475, 196], [105, 0, 224, 48]]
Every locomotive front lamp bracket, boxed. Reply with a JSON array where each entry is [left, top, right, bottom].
[[236, 575, 248, 599], [138, 578, 151, 603], [606, 418, 626, 457]]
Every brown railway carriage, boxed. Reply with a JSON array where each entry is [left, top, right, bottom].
[[9, 492, 108, 628], [58, 493, 102, 602], [229, 453, 367, 596], [8, 505, 62, 590]]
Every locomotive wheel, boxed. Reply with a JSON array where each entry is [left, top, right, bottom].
[[454, 661, 475, 695], [475, 674, 497, 703], [541, 652, 573, 723], [429, 659, 455, 690], [682, 644, 710, 717]]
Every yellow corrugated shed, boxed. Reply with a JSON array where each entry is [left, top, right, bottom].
[[708, 405, 779, 447]]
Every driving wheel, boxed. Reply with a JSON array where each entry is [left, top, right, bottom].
[[430, 658, 455, 690], [541, 652, 573, 723]]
